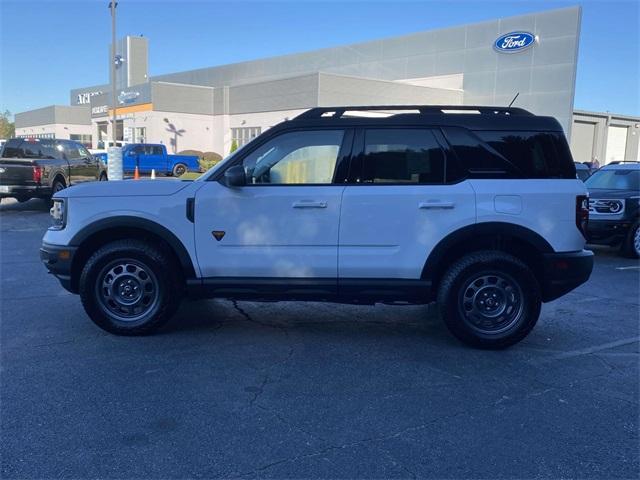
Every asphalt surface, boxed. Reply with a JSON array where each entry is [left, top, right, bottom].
[[1, 197, 638, 479]]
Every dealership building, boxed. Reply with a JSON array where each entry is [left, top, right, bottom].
[[14, 5, 640, 163]]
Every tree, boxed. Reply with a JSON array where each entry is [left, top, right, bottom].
[[230, 139, 238, 153], [0, 110, 15, 139]]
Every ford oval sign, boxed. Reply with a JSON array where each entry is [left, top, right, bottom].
[[494, 32, 536, 53]]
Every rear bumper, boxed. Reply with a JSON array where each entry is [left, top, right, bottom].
[[0, 184, 51, 198], [540, 249, 594, 302], [587, 219, 633, 246], [40, 242, 77, 293]]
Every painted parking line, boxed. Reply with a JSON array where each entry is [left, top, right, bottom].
[[533, 336, 640, 363], [615, 265, 640, 270]]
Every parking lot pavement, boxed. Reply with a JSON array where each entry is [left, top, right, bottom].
[[1, 197, 638, 479]]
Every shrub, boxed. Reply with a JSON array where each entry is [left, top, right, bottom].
[[199, 151, 223, 171]]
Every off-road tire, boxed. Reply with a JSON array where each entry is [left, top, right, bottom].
[[437, 250, 541, 349], [79, 239, 182, 335], [621, 222, 640, 259]]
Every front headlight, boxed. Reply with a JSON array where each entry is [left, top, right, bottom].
[[49, 199, 66, 230], [590, 199, 624, 214]]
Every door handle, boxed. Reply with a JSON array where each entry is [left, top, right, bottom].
[[292, 201, 327, 209], [419, 201, 455, 209]]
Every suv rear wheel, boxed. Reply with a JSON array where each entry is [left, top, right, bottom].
[[79, 239, 182, 335], [437, 251, 541, 349]]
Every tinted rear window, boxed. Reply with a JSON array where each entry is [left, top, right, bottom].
[[1, 139, 59, 159], [441, 127, 519, 178], [475, 131, 575, 179]]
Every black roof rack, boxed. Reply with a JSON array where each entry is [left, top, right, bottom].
[[295, 105, 533, 119]]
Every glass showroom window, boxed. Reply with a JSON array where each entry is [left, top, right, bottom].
[[135, 127, 146, 143], [232, 127, 262, 147], [70, 134, 93, 147]]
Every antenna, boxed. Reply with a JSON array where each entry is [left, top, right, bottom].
[[508, 92, 520, 108]]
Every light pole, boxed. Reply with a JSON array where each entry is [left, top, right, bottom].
[[107, 1, 123, 180], [109, 1, 117, 146]]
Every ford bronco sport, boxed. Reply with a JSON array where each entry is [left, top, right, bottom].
[[41, 106, 593, 348], [585, 162, 640, 258]]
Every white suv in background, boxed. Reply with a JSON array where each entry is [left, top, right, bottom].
[[41, 106, 593, 348]]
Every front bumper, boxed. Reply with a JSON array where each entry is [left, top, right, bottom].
[[540, 249, 594, 302], [0, 184, 52, 198], [40, 242, 77, 293], [587, 219, 634, 246]]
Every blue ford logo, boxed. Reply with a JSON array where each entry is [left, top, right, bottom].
[[118, 91, 140, 104], [494, 31, 536, 53]]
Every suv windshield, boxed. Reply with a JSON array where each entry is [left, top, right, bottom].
[[585, 168, 640, 190]]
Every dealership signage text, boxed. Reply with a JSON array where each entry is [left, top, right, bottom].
[[77, 91, 103, 104]]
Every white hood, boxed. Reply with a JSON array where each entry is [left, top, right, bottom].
[[54, 180, 193, 198]]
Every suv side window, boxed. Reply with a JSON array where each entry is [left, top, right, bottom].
[[441, 127, 520, 178], [242, 130, 344, 185], [360, 129, 445, 184], [474, 131, 576, 179]]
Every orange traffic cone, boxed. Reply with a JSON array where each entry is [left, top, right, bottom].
[[133, 166, 140, 180]]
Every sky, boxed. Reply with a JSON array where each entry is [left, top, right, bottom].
[[0, 0, 638, 117]]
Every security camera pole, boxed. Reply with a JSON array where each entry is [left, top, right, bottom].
[[107, 1, 123, 180]]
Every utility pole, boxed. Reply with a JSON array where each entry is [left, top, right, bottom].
[[107, 1, 123, 180], [109, 1, 117, 147]]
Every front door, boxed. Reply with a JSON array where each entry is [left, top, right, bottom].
[[195, 129, 351, 284], [123, 145, 143, 173], [63, 141, 95, 183]]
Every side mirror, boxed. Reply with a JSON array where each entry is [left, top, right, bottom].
[[224, 165, 246, 187]]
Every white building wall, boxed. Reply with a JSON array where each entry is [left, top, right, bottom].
[[94, 111, 216, 153], [15, 123, 93, 140], [142, 111, 215, 153]]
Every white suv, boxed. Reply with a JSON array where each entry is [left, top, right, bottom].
[[41, 106, 593, 348]]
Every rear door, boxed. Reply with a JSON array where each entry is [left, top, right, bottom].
[[139, 145, 165, 173], [338, 127, 475, 281]]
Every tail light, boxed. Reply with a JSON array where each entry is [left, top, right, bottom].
[[32, 166, 44, 184], [576, 195, 589, 238]]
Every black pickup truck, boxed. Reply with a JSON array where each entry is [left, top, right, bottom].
[[0, 138, 107, 203]]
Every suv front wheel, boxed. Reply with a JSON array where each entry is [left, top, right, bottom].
[[437, 251, 541, 349], [79, 239, 182, 335]]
